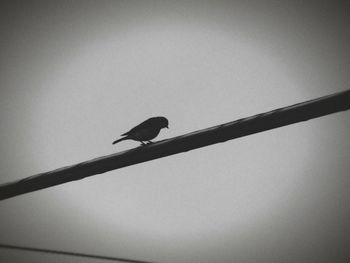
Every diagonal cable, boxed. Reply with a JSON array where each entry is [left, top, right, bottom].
[[0, 243, 156, 263], [0, 89, 349, 201]]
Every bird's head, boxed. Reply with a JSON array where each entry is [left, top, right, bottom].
[[155, 116, 169, 129]]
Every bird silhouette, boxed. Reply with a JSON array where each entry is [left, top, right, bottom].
[[112, 116, 169, 145]]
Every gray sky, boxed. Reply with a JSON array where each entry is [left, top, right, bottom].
[[0, 1, 349, 262]]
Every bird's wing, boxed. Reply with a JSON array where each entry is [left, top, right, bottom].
[[121, 118, 153, 136]]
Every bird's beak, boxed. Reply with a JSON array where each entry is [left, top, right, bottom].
[[166, 125, 169, 129]]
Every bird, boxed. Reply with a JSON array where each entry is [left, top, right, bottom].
[[112, 116, 169, 145]]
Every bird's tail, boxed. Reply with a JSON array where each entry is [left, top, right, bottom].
[[112, 136, 129, 145]]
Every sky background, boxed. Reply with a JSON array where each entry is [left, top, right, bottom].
[[0, 1, 349, 262]]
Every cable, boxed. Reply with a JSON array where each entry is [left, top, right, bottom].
[[0, 89, 349, 201], [0, 243, 156, 263]]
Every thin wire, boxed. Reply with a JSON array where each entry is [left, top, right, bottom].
[[0, 243, 157, 263]]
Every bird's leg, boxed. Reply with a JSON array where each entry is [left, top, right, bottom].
[[147, 140, 153, 144], [140, 141, 146, 146]]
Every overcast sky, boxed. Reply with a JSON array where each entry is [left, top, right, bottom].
[[0, 1, 349, 262]]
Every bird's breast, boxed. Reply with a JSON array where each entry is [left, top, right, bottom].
[[131, 128, 161, 141]]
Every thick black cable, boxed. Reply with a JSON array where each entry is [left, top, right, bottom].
[[0, 89, 349, 201]]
